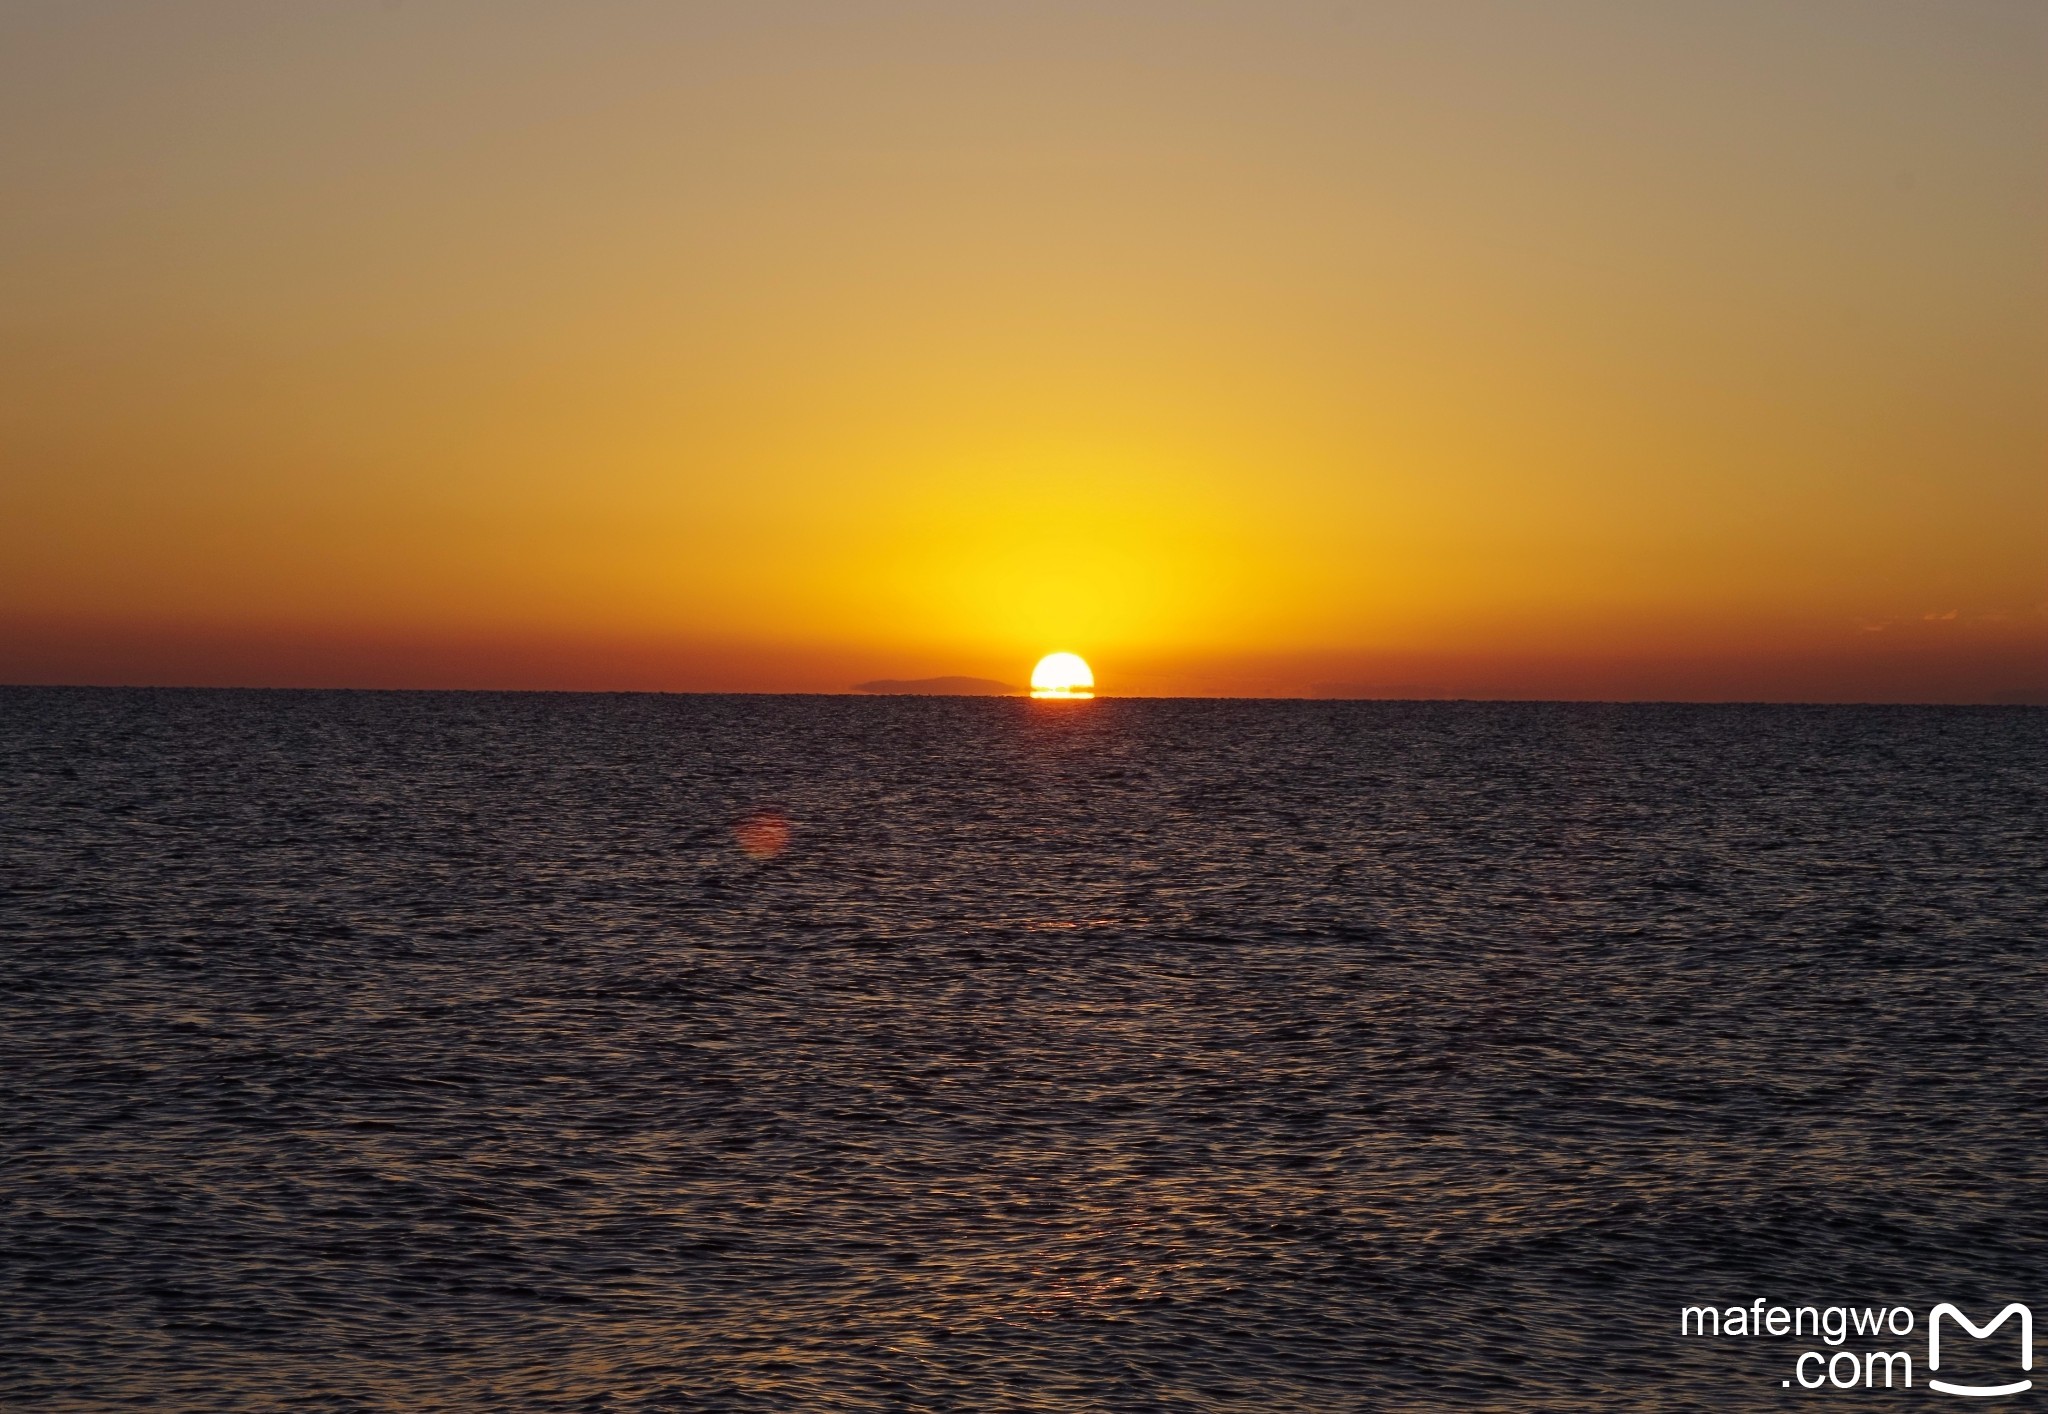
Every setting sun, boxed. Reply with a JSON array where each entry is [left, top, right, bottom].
[[1030, 652, 1095, 700]]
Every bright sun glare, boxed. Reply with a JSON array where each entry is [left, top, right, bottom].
[[1030, 652, 1095, 700]]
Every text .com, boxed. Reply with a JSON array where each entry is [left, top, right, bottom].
[[1680, 1300, 2033, 1395]]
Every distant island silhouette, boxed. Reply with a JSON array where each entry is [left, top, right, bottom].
[[853, 676, 1018, 696]]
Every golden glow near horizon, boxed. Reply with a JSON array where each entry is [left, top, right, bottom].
[[1030, 652, 1095, 700], [0, 4, 2042, 701]]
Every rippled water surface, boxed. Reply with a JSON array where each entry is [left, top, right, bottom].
[[3, 689, 2044, 1409]]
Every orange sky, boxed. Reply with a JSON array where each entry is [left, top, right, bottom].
[[2, 2, 2043, 700]]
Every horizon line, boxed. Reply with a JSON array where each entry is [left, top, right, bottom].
[[4, 681, 2041, 709]]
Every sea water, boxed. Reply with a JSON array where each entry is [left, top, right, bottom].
[[3, 689, 2042, 1408]]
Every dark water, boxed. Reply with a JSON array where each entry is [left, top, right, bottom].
[[3, 689, 2043, 1410]]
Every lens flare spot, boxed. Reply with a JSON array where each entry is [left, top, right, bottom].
[[734, 809, 791, 859]]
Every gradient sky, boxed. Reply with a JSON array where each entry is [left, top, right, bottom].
[[2, 0, 2043, 699]]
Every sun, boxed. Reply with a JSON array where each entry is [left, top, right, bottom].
[[1030, 652, 1095, 700]]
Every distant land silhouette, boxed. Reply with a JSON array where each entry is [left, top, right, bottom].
[[1310, 681, 1448, 700], [854, 676, 1017, 696]]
